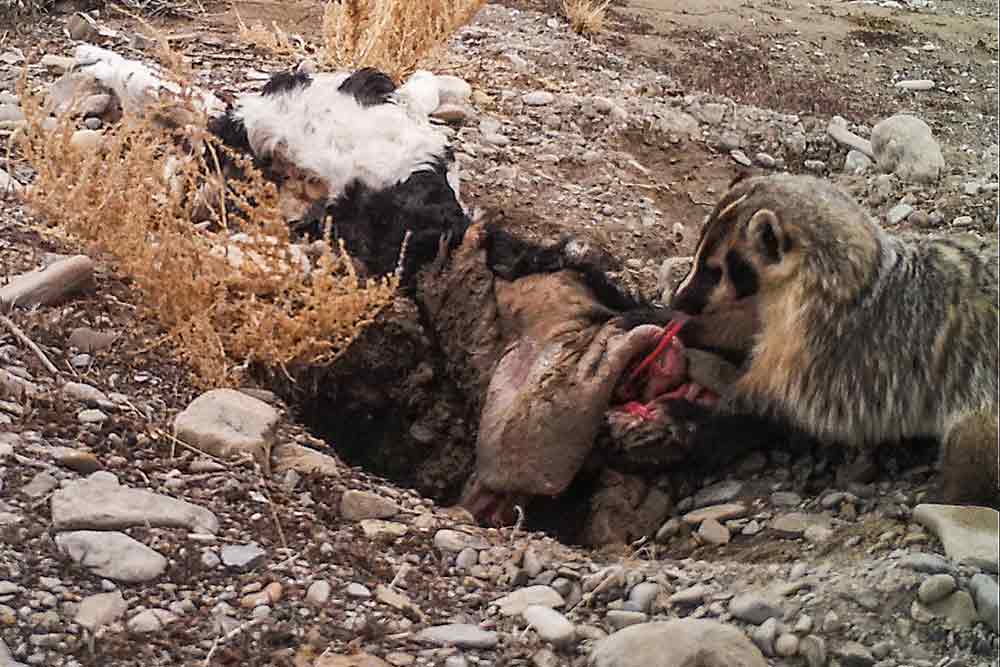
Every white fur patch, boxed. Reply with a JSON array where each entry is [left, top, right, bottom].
[[233, 72, 451, 202]]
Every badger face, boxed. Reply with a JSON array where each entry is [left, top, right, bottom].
[[671, 177, 804, 317]]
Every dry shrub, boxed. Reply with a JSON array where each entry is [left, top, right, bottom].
[[235, 9, 305, 58], [15, 74, 396, 386], [322, 0, 486, 80], [562, 0, 611, 36]]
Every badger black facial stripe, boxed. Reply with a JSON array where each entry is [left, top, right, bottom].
[[262, 70, 313, 97], [725, 250, 759, 299]]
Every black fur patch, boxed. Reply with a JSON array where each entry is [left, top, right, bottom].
[[337, 68, 397, 107], [207, 111, 252, 156], [725, 250, 759, 299], [310, 158, 468, 285], [262, 70, 312, 96], [756, 220, 781, 264]]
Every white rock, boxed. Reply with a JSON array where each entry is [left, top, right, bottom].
[[56, 530, 167, 583], [397, 70, 440, 117], [912, 504, 999, 572], [522, 90, 555, 106], [61, 381, 110, 406], [871, 114, 945, 184], [75, 590, 127, 630], [305, 580, 331, 606], [729, 592, 783, 624], [493, 585, 565, 616], [886, 203, 913, 225], [0, 255, 95, 309], [69, 129, 103, 153], [844, 149, 873, 174], [127, 609, 178, 633], [895, 79, 935, 91], [523, 605, 575, 647], [917, 574, 956, 604], [52, 472, 219, 534], [589, 619, 766, 667], [699, 518, 731, 545], [173, 388, 279, 472], [415, 624, 498, 649]]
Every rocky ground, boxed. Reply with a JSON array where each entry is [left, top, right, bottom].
[[0, 1, 998, 666]]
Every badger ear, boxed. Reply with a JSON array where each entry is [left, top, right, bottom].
[[746, 208, 786, 264]]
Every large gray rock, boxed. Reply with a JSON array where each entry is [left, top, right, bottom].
[[912, 504, 999, 572], [415, 624, 498, 649], [56, 530, 167, 583], [173, 389, 279, 472], [51, 471, 219, 534], [589, 619, 767, 667], [870, 114, 944, 184]]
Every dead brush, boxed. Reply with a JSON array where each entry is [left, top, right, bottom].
[[562, 0, 612, 36], [14, 66, 397, 387], [234, 7, 307, 59], [321, 0, 487, 81]]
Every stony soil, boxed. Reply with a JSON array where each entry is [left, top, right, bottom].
[[0, 1, 997, 666]]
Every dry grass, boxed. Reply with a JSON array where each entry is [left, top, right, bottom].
[[14, 66, 396, 387], [321, 0, 487, 81], [562, 0, 611, 36], [235, 8, 305, 59]]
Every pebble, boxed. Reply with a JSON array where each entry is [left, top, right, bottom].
[[415, 624, 498, 649], [127, 609, 178, 633], [494, 585, 564, 616], [899, 552, 954, 574], [340, 490, 399, 521], [522, 91, 555, 106], [754, 152, 776, 168], [822, 609, 843, 632], [895, 79, 935, 90], [693, 480, 743, 508], [844, 149, 873, 174], [952, 215, 974, 227], [886, 203, 913, 224], [305, 580, 331, 606], [969, 573, 999, 635], [729, 592, 783, 624], [775, 632, 799, 657], [669, 584, 710, 606], [771, 513, 809, 538], [522, 605, 575, 646], [627, 582, 660, 613], [683, 503, 747, 525], [698, 518, 730, 545], [730, 149, 752, 166], [917, 573, 956, 604], [605, 610, 648, 630], [871, 114, 944, 184], [220, 543, 267, 570], [925, 590, 979, 627], [434, 529, 489, 553], [77, 408, 108, 424], [803, 159, 826, 173], [346, 583, 372, 599], [771, 491, 801, 507], [74, 590, 127, 631]]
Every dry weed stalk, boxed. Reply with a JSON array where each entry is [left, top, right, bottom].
[[562, 0, 611, 36], [322, 0, 487, 80], [16, 70, 396, 387], [235, 8, 305, 58]]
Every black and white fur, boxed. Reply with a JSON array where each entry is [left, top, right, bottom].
[[206, 66, 470, 281]]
